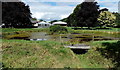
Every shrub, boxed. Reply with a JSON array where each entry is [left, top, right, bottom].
[[49, 25, 68, 34]]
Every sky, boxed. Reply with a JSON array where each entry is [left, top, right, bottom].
[[22, 0, 119, 21]]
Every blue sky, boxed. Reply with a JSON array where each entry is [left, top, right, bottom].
[[22, 0, 119, 21]]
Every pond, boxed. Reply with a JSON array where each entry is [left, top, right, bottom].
[[28, 32, 120, 43], [28, 32, 69, 42]]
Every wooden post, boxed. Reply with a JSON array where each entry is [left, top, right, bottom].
[[60, 34, 62, 44], [92, 35, 94, 41]]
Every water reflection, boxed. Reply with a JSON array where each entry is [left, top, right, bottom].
[[30, 39, 47, 41], [29, 32, 68, 42], [29, 32, 120, 42]]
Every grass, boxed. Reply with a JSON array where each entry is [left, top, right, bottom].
[[70, 27, 120, 32], [1, 27, 120, 33], [2, 39, 81, 68], [77, 40, 119, 68], [1, 28, 49, 39], [2, 28, 49, 33], [1, 28, 120, 68], [72, 30, 120, 38], [66, 27, 120, 38], [2, 39, 118, 68]]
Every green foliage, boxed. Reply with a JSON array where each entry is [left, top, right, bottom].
[[78, 49, 114, 68], [66, 4, 81, 27], [77, 40, 118, 68], [49, 25, 68, 34], [32, 18, 37, 21], [66, 1, 99, 28], [50, 20, 59, 24], [61, 18, 68, 22], [92, 40, 120, 68], [97, 11, 116, 27], [2, 2, 32, 28], [113, 12, 120, 27]]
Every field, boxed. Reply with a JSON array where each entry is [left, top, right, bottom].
[[1, 27, 120, 68]]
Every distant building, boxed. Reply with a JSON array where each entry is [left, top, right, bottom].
[[38, 21, 51, 28], [52, 21, 67, 26], [0, 24, 5, 28], [30, 19, 39, 28]]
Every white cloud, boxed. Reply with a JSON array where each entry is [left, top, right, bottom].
[[22, 0, 84, 2], [60, 14, 69, 19], [32, 12, 45, 19], [99, 2, 118, 12], [22, 0, 119, 2], [22, 0, 119, 21], [24, 2, 76, 21]]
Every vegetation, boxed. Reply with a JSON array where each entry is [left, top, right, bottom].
[[49, 25, 68, 34], [98, 11, 116, 28], [50, 20, 59, 24], [2, 1, 32, 28], [2, 39, 81, 68], [1, 27, 120, 68], [98, 41, 120, 67], [2, 28, 49, 39], [90, 40, 120, 68], [113, 12, 120, 27], [3, 32, 30, 39], [72, 29, 120, 38], [66, 0, 99, 28], [2, 39, 119, 68], [1, 0, 120, 68], [2, 28, 49, 33], [61, 1, 119, 29]]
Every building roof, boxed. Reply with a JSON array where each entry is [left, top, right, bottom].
[[52, 21, 67, 25]]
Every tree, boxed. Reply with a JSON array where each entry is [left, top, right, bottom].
[[113, 12, 120, 28], [66, 0, 99, 28], [77, 0, 99, 28], [66, 4, 81, 27], [50, 20, 59, 24], [39, 19, 44, 22], [2, 1, 32, 28], [32, 18, 37, 21], [99, 8, 109, 12], [97, 11, 116, 28]]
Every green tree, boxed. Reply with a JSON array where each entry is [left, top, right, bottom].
[[2, 1, 32, 28], [32, 18, 37, 21], [97, 11, 116, 28], [50, 20, 59, 24], [113, 12, 120, 28], [66, 0, 99, 28], [67, 4, 82, 27]]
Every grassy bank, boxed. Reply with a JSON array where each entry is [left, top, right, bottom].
[[2, 39, 119, 68], [2, 28, 49, 33], [2, 39, 81, 68], [72, 30, 120, 38], [77, 40, 119, 68]]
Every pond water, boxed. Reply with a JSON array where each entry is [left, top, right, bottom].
[[29, 32, 65, 42], [28, 32, 120, 43]]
